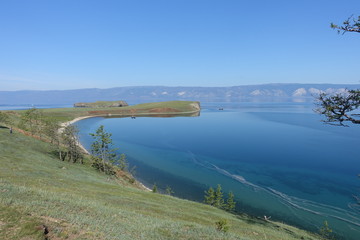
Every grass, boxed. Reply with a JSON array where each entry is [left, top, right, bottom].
[[4, 100, 201, 125], [0, 126, 321, 240]]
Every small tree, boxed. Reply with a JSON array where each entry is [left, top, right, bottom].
[[204, 187, 215, 205], [165, 186, 174, 196], [90, 125, 118, 175], [315, 90, 360, 126], [118, 153, 129, 171], [214, 184, 225, 208], [331, 15, 360, 34], [152, 183, 158, 193], [215, 219, 229, 233], [225, 191, 236, 212], [319, 221, 336, 240], [20, 107, 43, 136], [43, 119, 60, 144], [62, 125, 83, 163]]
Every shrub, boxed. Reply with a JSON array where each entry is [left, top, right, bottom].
[[215, 219, 229, 233]]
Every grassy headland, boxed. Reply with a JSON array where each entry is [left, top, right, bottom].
[[0, 101, 320, 239]]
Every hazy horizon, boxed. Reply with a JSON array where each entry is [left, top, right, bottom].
[[2, 82, 360, 92]]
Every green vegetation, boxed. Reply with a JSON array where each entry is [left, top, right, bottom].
[[316, 90, 360, 126], [165, 186, 174, 196], [41, 100, 200, 123], [152, 183, 158, 193], [225, 191, 236, 212], [317, 14, 360, 126], [0, 127, 320, 240], [90, 125, 119, 175], [74, 100, 128, 108], [215, 219, 230, 233], [319, 221, 336, 240], [0, 101, 321, 239], [331, 15, 360, 34], [204, 184, 236, 212], [0, 101, 200, 130]]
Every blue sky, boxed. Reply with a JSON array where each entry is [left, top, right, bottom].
[[0, 0, 359, 90]]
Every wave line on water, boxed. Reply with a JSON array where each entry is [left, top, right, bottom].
[[187, 151, 360, 228]]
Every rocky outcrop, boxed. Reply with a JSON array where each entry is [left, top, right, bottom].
[[74, 100, 128, 108]]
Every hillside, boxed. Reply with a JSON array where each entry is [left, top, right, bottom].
[[0, 101, 320, 240], [0, 128, 321, 240]]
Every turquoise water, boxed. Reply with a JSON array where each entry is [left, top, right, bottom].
[[76, 102, 360, 240]]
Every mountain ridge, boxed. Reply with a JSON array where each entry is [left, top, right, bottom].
[[1, 83, 360, 104]]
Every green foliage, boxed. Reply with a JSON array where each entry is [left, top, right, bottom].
[[315, 90, 360, 126], [205, 185, 237, 212], [90, 125, 118, 175], [19, 107, 43, 136], [43, 118, 60, 144], [204, 187, 215, 205], [61, 125, 83, 163], [215, 219, 229, 233], [331, 15, 360, 34], [0, 127, 322, 240], [225, 191, 236, 212], [152, 183, 158, 193], [214, 184, 225, 208], [0, 111, 10, 126], [118, 153, 128, 171], [165, 186, 174, 195], [319, 221, 336, 240]]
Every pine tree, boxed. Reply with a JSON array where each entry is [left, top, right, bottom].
[[214, 184, 224, 208], [118, 153, 128, 171], [204, 187, 215, 205], [90, 125, 118, 175], [319, 221, 335, 240], [152, 183, 158, 193], [225, 191, 236, 212]]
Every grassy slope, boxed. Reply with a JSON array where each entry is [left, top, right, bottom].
[[41, 101, 200, 122], [0, 133, 320, 240], [0, 101, 320, 240]]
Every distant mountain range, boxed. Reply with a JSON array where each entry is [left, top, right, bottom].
[[1, 83, 360, 105]]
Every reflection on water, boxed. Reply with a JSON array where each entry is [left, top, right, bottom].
[[76, 102, 360, 240]]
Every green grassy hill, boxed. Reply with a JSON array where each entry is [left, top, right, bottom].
[[0, 128, 321, 240], [0, 101, 320, 240]]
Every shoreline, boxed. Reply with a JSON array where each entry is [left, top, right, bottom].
[[60, 115, 152, 192], [59, 116, 94, 154]]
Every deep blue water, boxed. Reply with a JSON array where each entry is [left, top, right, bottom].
[[75, 102, 360, 240]]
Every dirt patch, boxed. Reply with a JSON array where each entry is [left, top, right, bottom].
[[149, 108, 180, 113], [39, 216, 98, 240]]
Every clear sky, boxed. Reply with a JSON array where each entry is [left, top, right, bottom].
[[0, 0, 359, 91]]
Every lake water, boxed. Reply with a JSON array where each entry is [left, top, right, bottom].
[[75, 102, 360, 240]]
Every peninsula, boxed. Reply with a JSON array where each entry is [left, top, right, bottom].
[[0, 100, 320, 240]]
